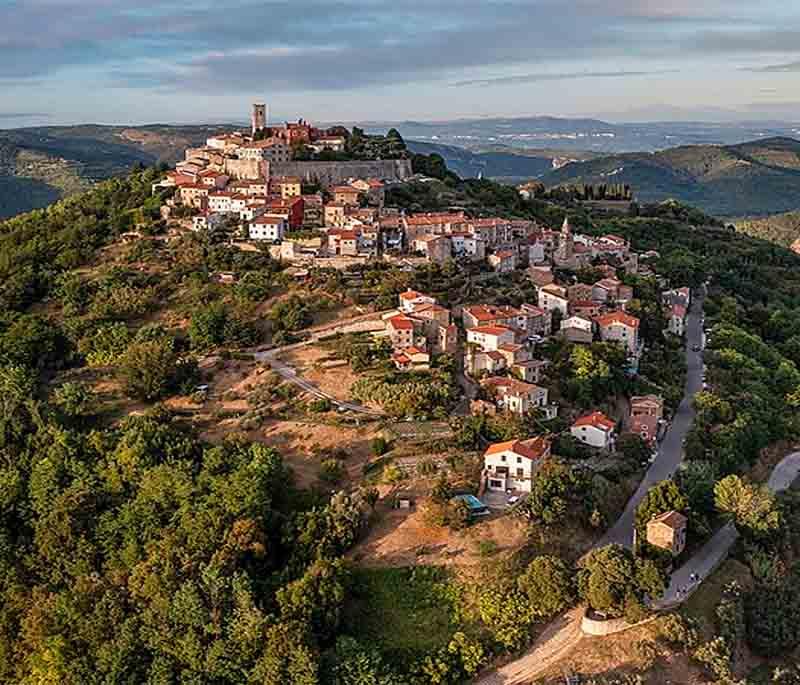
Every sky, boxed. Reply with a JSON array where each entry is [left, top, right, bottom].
[[1, 0, 800, 127]]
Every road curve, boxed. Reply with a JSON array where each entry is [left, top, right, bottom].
[[476, 289, 707, 684], [654, 450, 800, 609], [252, 311, 390, 417]]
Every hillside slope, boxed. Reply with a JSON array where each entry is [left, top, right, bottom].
[[0, 124, 235, 219], [736, 210, 800, 248], [540, 137, 800, 216]]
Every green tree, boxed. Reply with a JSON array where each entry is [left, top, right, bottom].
[[578, 544, 666, 618], [714, 475, 782, 541], [617, 433, 651, 464], [517, 555, 575, 618], [277, 558, 349, 642], [117, 339, 180, 400]]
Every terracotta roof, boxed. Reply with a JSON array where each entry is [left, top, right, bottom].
[[573, 411, 616, 432], [493, 250, 516, 259], [541, 284, 568, 298], [672, 304, 688, 318], [631, 395, 663, 408], [404, 212, 465, 226], [388, 316, 415, 331], [469, 325, 514, 337], [481, 376, 542, 398], [392, 352, 410, 364], [484, 436, 550, 462], [400, 289, 426, 301], [594, 278, 621, 290], [404, 346, 426, 356], [464, 304, 519, 322], [650, 510, 687, 530], [252, 215, 284, 225], [485, 351, 506, 362], [595, 311, 640, 329]]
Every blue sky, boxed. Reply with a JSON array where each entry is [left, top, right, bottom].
[[1, 0, 800, 126]]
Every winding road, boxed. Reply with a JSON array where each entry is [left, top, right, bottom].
[[654, 450, 800, 609], [253, 311, 389, 416], [598, 288, 706, 548], [477, 286, 737, 685]]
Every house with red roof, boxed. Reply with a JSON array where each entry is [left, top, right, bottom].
[[483, 437, 552, 493], [646, 511, 687, 556], [571, 411, 617, 450], [386, 315, 417, 349], [392, 347, 431, 371], [595, 310, 640, 356], [466, 325, 516, 352], [398, 289, 436, 313], [480, 377, 550, 416], [487, 249, 517, 273], [668, 303, 688, 337]]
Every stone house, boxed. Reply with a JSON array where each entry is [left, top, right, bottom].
[[646, 511, 687, 556]]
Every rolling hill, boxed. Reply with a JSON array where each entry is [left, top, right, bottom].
[[539, 137, 800, 217], [2, 121, 800, 222], [0, 124, 235, 219], [735, 211, 800, 249]]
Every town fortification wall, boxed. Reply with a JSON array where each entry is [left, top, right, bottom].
[[271, 159, 412, 185]]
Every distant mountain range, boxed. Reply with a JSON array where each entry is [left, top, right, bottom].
[[539, 137, 800, 217], [0, 124, 235, 219], [2, 118, 800, 221], [370, 115, 800, 154]]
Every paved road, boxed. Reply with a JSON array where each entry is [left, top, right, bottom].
[[654, 450, 800, 609], [476, 290, 706, 685], [252, 311, 390, 417], [598, 289, 706, 548]]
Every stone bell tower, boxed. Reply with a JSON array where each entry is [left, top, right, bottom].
[[251, 103, 267, 135]]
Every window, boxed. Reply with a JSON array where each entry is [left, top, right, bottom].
[[516, 468, 524, 478], [516, 456, 522, 464], [500, 455, 506, 462]]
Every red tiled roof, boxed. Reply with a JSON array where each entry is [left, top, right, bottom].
[[388, 316, 414, 331], [650, 510, 687, 530], [594, 278, 621, 290], [404, 212, 466, 226], [573, 411, 616, 432], [400, 289, 425, 301], [595, 311, 640, 329], [484, 436, 550, 462], [469, 325, 514, 337]]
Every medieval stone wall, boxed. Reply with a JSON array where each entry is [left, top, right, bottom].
[[270, 159, 412, 185]]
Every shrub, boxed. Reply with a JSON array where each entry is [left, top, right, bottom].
[[371, 436, 390, 456], [319, 458, 345, 484]]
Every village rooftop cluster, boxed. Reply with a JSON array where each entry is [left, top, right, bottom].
[[151, 103, 699, 556]]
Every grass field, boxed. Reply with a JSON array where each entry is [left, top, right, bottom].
[[682, 558, 752, 639], [342, 566, 462, 664]]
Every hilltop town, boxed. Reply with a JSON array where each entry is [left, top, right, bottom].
[[1, 103, 799, 685]]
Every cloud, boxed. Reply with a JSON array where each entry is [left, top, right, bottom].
[[0, 112, 49, 119], [452, 70, 677, 88], [745, 61, 800, 73]]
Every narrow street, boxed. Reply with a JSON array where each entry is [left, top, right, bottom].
[[598, 287, 705, 548], [476, 288, 707, 684]]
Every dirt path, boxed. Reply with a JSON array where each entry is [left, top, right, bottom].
[[476, 608, 584, 685]]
